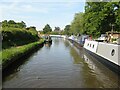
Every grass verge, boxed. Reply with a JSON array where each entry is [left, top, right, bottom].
[[0, 39, 44, 70]]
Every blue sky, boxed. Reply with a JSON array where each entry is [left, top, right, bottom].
[[0, 0, 85, 31]]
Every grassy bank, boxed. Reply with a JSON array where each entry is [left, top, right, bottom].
[[1, 39, 44, 70]]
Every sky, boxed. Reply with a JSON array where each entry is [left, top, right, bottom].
[[0, 0, 85, 31]]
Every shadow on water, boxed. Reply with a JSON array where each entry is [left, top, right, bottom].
[[64, 40, 70, 48], [44, 42, 52, 49], [69, 42, 120, 88], [70, 46, 102, 88], [2, 44, 44, 80], [83, 51, 120, 88]]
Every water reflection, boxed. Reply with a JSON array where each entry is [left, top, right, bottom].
[[53, 38, 60, 46], [64, 40, 70, 48], [70, 47, 83, 64], [3, 38, 120, 88], [69, 42, 120, 88], [3, 46, 44, 81], [44, 42, 52, 49], [69, 45, 101, 88]]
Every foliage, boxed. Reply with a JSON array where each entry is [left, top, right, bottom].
[[50, 31, 60, 35], [84, 2, 120, 37], [68, 2, 120, 38], [54, 27, 60, 32], [64, 25, 71, 35], [1, 20, 39, 49], [26, 26, 38, 39], [70, 12, 84, 35], [38, 31, 44, 34], [43, 24, 52, 34], [1, 39, 44, 67], [2, 20, 26, 29]]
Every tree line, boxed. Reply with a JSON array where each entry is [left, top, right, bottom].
[[2, 20, 26, 29], [68, 2, 120, 38], [42, 24, 62, 35], [42, 2, 120, 38]]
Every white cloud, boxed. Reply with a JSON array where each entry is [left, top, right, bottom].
[[20, 4, 48, 13], [0, 2, 49, 15]]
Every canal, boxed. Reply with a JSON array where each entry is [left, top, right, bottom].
[[3, 38, 120, 88]]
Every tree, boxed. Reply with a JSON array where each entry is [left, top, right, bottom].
[[114, 2, 120, 31], [8, 20, 16, 24], [64, 25, 71, 35], [43, 24, 52, 34], [54, 27, 60, 32], [19, 21, 26, 28], [2, 20, 26, 29], [84, 2, 120, 37], [2, 20, 8, 28], [70, 12, 84, 35], [84, 2, 106, 37], [2, 20, 16, 28]]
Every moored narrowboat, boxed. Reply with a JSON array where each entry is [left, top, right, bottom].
[[44, 35, 52, 43], [84, 39, 120, 75]]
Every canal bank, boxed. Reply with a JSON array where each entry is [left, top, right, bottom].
[[68, 38, 120, 75], [68, 39, 83, 49], [3, 38, 120, 88], [2, 39, 44, 70]]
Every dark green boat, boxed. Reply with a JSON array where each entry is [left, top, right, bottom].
[[44, 36, 52, 43]]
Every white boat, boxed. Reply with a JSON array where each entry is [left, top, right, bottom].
[[68, 35, 89, 47], [84, 39, 120, 74]]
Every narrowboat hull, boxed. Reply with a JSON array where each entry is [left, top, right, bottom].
[[84, 48, 120, 75], [84, 40, 120, 75], [44, 40, 52, 43]]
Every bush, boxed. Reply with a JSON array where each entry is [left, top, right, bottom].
[[2, 27, 39, 49]]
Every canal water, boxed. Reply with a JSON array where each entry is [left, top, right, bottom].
[[3, 38, 120, 88]]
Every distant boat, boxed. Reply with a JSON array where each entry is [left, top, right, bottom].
[[44, 35, 52, 43], [68, 35, 89, 47]]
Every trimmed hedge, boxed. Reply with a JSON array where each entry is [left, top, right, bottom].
[[2, 27, 39, 49], [1, 39, 44, 70]]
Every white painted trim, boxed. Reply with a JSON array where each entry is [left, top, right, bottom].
[[84, 40, 120, 66]]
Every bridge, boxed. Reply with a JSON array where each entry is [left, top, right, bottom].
[[49, 35, 66, 38]]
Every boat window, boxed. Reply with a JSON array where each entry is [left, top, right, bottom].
[[111, 49, 115, 56], [93, 45, 94, 48], [87, 43, 89, 46]]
